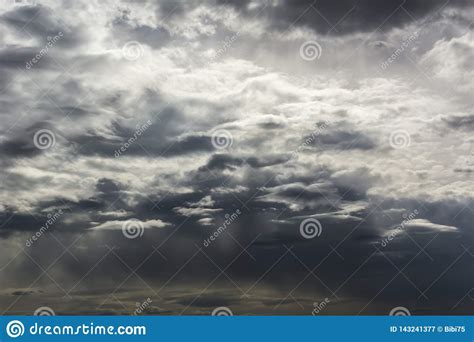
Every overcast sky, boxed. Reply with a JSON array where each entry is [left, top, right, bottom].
[[0, 0, 473, 315]]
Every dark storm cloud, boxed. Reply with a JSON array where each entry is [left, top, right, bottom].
[[203, 153, 290, 171], [218, 0, 471, 35], [63, 100, 215, 158], [307, 129, 376, 150], [1, 170, 473, 314], [72, 132, 214, 157], [204, 154, 244, 170], [0, 45, 54, 69], [0, 137, 42, 157], [0, 5, 83, 47], [0, 122, 62, 159], [443, 113, 474, 130]]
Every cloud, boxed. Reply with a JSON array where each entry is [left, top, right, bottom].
[[0, 0, 472, 316], [91, 219, 170, 231], [403, 219, 459, 233], [218, 0, 471, 35], [420, 32, 474, 94]]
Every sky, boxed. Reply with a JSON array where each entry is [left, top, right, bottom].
[[0, 0, 473, 316]]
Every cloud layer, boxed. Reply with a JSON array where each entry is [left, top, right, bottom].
[[0, 0, 472, 315]]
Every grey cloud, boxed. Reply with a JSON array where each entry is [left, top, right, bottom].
[[1, 5, 84, 47], [0, 46, 51, 69], [218, 0, 471, 35], [307, 130, 376, 150], [443, 113, 474, 130]]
